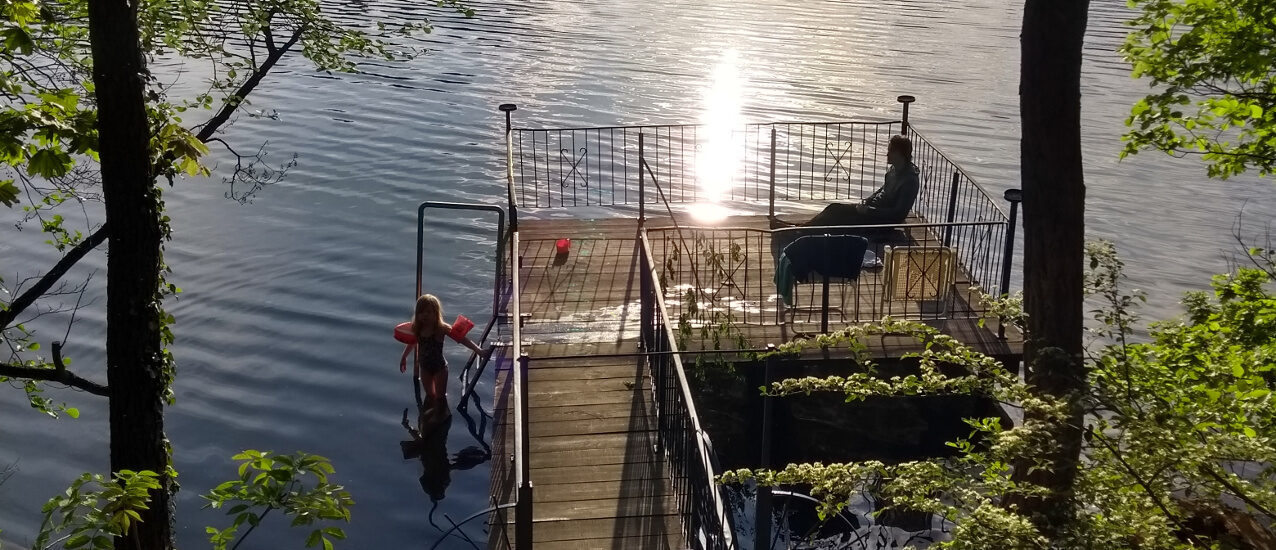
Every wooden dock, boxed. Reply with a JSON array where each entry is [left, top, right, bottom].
[[489, 213, 1023, 549]]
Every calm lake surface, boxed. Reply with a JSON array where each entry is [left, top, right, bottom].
[[4, 0, 1275, 547]]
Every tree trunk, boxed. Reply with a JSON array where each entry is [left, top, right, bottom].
[[1013, 0, 1090, 539], [86, 1, 172, 549]]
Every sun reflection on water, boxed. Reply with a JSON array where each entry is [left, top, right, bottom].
[[691, 50, 747, 225]]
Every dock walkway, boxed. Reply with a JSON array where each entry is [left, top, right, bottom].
[[507, 342, 682, 548], [493, 219, 685, 549]]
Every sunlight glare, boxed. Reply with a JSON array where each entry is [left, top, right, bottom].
[[688, 202, 729, 224], [693, 50, 747, 222]]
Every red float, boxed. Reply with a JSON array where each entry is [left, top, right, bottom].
[[395, 315, 473, 344]]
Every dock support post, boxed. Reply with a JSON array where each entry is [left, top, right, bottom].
[[944, 171, 960, 247], [515, 353, 533, 548], [999, 189, 1023, 339], [897, 95, 915, 135], [768, 128, 777, 221], [500, 104, 518, 232], [755, 346, 778, 550], [638, 132, 646, 225]]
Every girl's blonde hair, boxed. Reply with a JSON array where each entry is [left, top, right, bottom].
[[412, 294, 445, 338]]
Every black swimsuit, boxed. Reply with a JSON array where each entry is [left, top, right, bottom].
[[417, 335, 447, 375]]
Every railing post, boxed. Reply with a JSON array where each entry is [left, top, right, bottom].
[[500, 104, 519, 232], [897, 95, 916, 135], [640, 233, 653, 352], [999, 188, 1023, 339], [944, 171, 960, 247], [654, 324, 667, 452], [638, 132, 646, 225], [768, 128, 777, 221], [516, 483, 534, 549], [517, 354, 531, 481], [515, 353, 533, 548], [755, 345, 778, 550]]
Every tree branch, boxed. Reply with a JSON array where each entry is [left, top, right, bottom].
[[0, 224, 108, 330], [195, 26, 303, 143], [1200, 465, 1276, 521], [0, 342, 108, 397], [263, 22, 277, 56], [1090, 429, 1202, 545]]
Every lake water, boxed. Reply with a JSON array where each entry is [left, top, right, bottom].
[[3, 0, 1275, 548]]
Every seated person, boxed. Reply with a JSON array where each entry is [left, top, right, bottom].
[[775, 135, 920, 228]]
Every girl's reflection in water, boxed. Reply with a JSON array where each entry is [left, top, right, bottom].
[[400, 390, 493, 523]]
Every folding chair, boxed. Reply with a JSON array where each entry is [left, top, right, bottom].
[[774, 234, 869, 336], [881, 246, 956, 319]]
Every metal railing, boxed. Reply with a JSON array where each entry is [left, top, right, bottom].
[[640, 230, 737, 550], [414, 200, 523, 548], [505, 102, 1024, 295], [905, 126, 1011, 248], [504, 100, 1022, 283], [485, 104, 532, 549], [417, 201, 507, 402], [646, 220, 1009, 332], [511, 120, 905, 209]]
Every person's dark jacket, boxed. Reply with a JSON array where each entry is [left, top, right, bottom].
[[861, 162, 920, 223]]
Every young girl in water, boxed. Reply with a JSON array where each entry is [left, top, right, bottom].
[[399, 294, 490, 412]]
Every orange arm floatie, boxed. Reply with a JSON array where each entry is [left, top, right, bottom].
[[394, 322, 414, 344], [448, 315, 474, 343]]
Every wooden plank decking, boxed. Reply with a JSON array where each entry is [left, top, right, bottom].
[[512, 213, 1022, 360], [493, 342, 685, 549]]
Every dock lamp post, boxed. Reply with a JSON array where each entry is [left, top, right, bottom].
[[500, 103, 518, 231], [898, 95, 916, 134], [999, 188, 1023, 340]]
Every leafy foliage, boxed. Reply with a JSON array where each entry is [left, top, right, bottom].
[[722, 243, 1276, 548], [1078, 241, 1276, 548], [202, 451, 353, 550], [6, 1, 465, 547], [661, 232, 755, 380], [1121, 0, 1276, 178], [33, 470, 161, 550], [2, 0, 472, 405], [723, 319, 1067, 548]]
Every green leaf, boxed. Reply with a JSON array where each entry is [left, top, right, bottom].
[[2, 27, 34, 55], [66, 407, 80, 419], [38, 89, 81, 112], [0, 179, 19, 207], [26, 148, 73, 179]]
